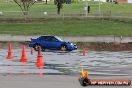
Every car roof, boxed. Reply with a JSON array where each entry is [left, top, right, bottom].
[[40, 35, 54, 37], [39, 35, 55, 39]]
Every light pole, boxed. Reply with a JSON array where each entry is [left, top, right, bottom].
[[86, 0, 88, 17], [99, 0, 101, 13], [83, 0, 88, 17]]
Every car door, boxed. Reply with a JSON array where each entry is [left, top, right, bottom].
[[44, 36, 62, 50]]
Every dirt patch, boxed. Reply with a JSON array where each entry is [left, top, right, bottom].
[[0, 41, 29, 49], [1, 41, 132, 51], [77, 42, 132, 51]]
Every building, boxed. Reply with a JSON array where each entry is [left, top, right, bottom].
[[94, 0, 106, 2], [113, 0, 128, 3], [36, 0, 50, 1], [94, 0, 128, 3], [128, 0, 132, 3]]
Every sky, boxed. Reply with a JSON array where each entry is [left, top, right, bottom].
[[128, 0, 132, 3]]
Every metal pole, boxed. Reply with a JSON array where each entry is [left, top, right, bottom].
[[86, 0, 88, 17], [99, 0, 101, 13]]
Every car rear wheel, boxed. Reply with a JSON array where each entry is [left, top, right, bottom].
[[60, 45, 67, 51], [33, 44, 41, 51]]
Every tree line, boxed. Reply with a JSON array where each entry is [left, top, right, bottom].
[[13, 0, 69, 15]]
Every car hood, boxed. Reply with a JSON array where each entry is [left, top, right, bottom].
[[63, 41, 76, 45], [63, 41, 71, 44]]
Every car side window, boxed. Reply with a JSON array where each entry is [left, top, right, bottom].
[[45, 37, 58, 42], [40, 36, 46, 40], [45, 37, 52, 41], [51, 37, 58, 42]]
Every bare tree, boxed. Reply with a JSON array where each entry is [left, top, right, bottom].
[[13, 0, 37, 15], [54, 0, 65, 15], [45, 0, 47, 4]]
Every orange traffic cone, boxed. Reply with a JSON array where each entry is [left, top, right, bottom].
[[7, 43, 13, 60], [36, 46, 44, 69], [31, 48, 34, 55], [84, 71, 89, 78], [82, 48, 86, 56], [20, 45, 27, 63]]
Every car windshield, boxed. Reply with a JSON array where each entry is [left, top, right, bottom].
[[55, 36, 64, 42]]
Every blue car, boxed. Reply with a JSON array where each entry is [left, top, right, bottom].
[[29, 36, 77, 51]]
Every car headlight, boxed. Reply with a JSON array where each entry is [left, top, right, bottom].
[[70, 43, 74, 46]]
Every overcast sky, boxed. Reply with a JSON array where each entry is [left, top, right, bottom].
[[128, 0, 132, 3]]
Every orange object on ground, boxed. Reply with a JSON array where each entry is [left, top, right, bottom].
[[82, 67, 89, 78], [36, 46, 44, 69], [31, 48, 34, 55], [7, 43, 13, 60], [82, 48, 86, 56], [20, 45, 27, 63], [84, 71, 88, 78]]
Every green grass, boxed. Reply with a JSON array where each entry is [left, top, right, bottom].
[[0, 1, 132, 36], [0, 19, 132, 36], [0, 1, 132, 14]]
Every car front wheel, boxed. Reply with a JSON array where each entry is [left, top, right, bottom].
[[60, 45, 67, 51]]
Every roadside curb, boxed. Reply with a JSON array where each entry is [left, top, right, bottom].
[[0, 35, 132, 43]]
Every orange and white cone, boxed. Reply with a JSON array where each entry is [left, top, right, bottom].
[[31, 48, 34, 55], [7, 43, 13, 60], [20, 45, 27, 63], [36, 46, 44, 69], [82, 48, 86, 56]]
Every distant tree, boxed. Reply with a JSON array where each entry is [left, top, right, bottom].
[[13, 0, 37, 15], [45, 0, 47, 4], [54, 0, 65, 15], [106, 0, 109, 2]]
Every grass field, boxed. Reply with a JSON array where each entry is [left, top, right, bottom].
[[0, 1, 132, 14], [0, 1, 132, 36], [0, 19, 132, 36]]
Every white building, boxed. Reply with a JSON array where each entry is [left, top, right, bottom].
[[94, 0, 106, 2], [36, 0, 50, 1], [94, 0, 132, 3]]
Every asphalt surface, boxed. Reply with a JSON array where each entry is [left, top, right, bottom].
[[0, 75, 131, 88], [0, 35, 131, 88], [0, 49, 132, 76]]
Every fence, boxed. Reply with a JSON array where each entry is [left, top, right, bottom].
[[0, 35, 132, 43], [0, 11, 132, 19]]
